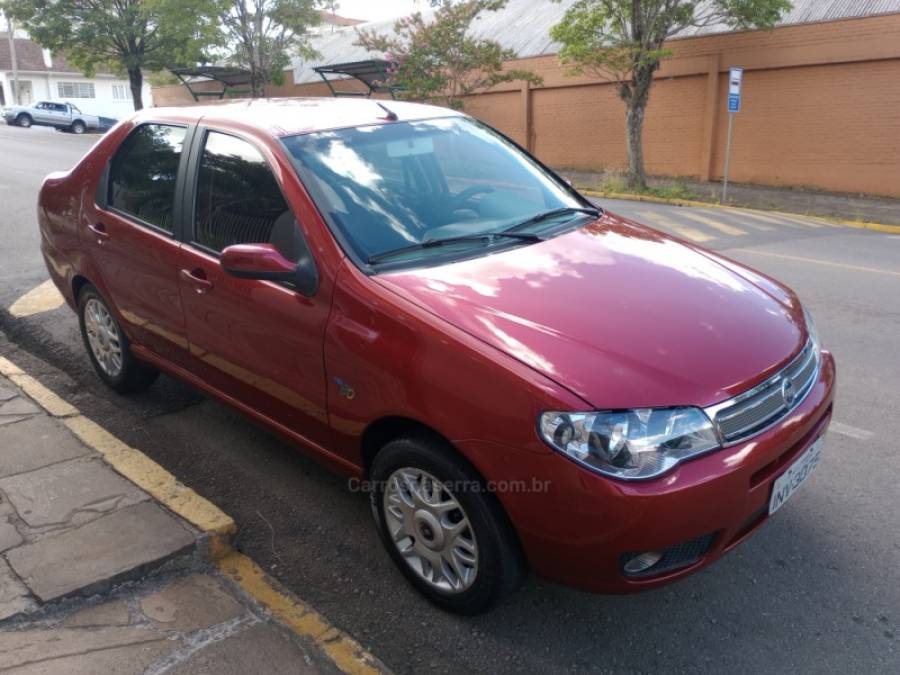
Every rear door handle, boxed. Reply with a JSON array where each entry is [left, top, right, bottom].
[[180, 268, 213, 294], [88, 222, 109, 245]]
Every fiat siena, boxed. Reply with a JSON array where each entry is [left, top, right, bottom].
[[37, 99, 835, 614]]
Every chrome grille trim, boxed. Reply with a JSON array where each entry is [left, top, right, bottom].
[[705, 340, 819, 445]]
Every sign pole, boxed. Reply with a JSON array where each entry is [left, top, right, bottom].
[[6, 15, 21, 106], [723, 111, 734, 202], [723, 67, 743, 204]]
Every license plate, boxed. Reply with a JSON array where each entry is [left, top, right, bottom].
[[768, 435, 824, 515]]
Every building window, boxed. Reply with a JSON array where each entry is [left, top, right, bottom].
[[112, 84, 129, 100], [57, 81, 95, 99]]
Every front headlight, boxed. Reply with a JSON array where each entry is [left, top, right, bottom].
[[539, 408, 721, 480]]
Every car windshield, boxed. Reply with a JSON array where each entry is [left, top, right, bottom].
[[282, 117, 589, 269]]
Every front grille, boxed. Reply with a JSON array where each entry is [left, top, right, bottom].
[[707, 340, 819, 445], [621, 532, 718, 578]]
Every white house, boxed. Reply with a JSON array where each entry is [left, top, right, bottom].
[[0, 33, 152, 119]]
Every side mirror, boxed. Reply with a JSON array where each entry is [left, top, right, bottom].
[[220, 243, 318, 297]]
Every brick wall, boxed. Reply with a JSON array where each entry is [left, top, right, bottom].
[[151, 13, 900, 197]]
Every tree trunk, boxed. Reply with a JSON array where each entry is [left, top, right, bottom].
[[250, 65, 265, 98], [625, 101, 647, 190], [621, 60, 656, 191], [128, 66, 144, 111]]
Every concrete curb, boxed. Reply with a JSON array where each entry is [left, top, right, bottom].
[[0, 354, 390, 674], [0, 355, 236, 560], [580, 189, 900, 234], [218, 552, 388, 675]]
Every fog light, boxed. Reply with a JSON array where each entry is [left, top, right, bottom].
[[622, 551, 663, 575]]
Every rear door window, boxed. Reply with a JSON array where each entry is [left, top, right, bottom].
[[108, 124, 187, 233], [192, 131, 299, 260]]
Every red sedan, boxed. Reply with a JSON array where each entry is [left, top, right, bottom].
[[38, 99, 835, 614]]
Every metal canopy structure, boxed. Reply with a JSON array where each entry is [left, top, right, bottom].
[[313, 60, 399, 99], [169, 66, 253, 101]]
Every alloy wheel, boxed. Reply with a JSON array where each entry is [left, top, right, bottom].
[[383, 467, 479, 593], [84, 298, 123, 377]]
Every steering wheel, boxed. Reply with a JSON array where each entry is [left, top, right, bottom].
[[449, 185, 495, 212]]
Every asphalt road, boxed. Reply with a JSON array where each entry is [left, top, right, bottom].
[[1, 123, 898, 673]]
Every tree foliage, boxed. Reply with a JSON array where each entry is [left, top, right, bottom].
[[550, 0, 791, 188], [2, 0, 221, 110], [218, 0, 322, 97], [355, 0, 542, 110]]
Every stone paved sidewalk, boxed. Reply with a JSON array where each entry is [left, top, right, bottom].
[[1, 571, 336, 674], [0, 371, 361, 673], [0, 375, 196, 617]]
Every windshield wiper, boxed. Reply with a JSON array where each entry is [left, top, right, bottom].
[[503, 206, 601, 234], [367, 231, 543, 265]]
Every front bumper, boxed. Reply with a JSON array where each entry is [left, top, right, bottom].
[[459, 350, 836, 593]]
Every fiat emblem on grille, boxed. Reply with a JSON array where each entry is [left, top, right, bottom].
[[781, 377, 796, 406]]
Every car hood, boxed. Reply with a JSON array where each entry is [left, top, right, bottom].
[[374, 212, 806, 409]]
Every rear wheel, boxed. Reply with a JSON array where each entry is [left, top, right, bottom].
[[370, 435, 527, 614], [71, 120, 86, 134], [15, 114, 32, 128], [77, 285, 158, 393]]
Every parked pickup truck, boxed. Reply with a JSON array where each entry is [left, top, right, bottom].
[[1, 101, 107, 134]]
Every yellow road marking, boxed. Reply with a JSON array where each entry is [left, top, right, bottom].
[[734, 249, 900, 279], [678, 211, 747, 236], [772, 212, 838, 228], [582, 189, 900, 234], [637, 211, 714, 242], [9, 279, 65, 317], [218, 552, 388, 675], [732, 210, 811, 228]]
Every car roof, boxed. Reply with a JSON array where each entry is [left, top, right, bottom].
[[136, 97, 466, 137]]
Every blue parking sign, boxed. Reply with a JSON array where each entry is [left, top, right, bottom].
[[727, 67, 743, 113]]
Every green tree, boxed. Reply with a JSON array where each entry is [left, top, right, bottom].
[[2, 0, 221, 111], [355, 0, 542, 110], [550, 0, 790, 189], [219, 0, 321, 98]]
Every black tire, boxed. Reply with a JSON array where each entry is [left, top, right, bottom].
[[77, 284, 158, 393], [71, 120, 86, 134], [16, 114, 32, 128], [370, 434, 527, 614]]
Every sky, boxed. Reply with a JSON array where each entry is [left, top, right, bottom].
[[330, 0, 425, 23]]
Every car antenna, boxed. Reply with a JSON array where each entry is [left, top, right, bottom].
[[376, 102, 398, 121]]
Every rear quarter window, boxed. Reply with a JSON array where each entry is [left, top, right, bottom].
[[108, 124, 187, 233]]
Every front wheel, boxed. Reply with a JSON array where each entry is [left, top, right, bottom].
[[71, 120, 86, 134], [15, 114, 32, 128], [370, 435, 527, 614], [77, 285, 158, 393]]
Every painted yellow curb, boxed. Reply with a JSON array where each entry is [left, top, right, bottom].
[[0, 354, 235, 556], [0, 357, 80, 418], [218, 552, 388, 675], [580, 189, 900, 234], [0, 353, 389, 673], [63, 415, 236, 550]]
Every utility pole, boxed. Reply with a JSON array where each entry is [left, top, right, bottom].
[[5, 13, 21, 105]]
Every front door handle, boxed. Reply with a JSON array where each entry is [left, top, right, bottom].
[[88, 222, 110, 246], [180, 268, 213, 294]]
